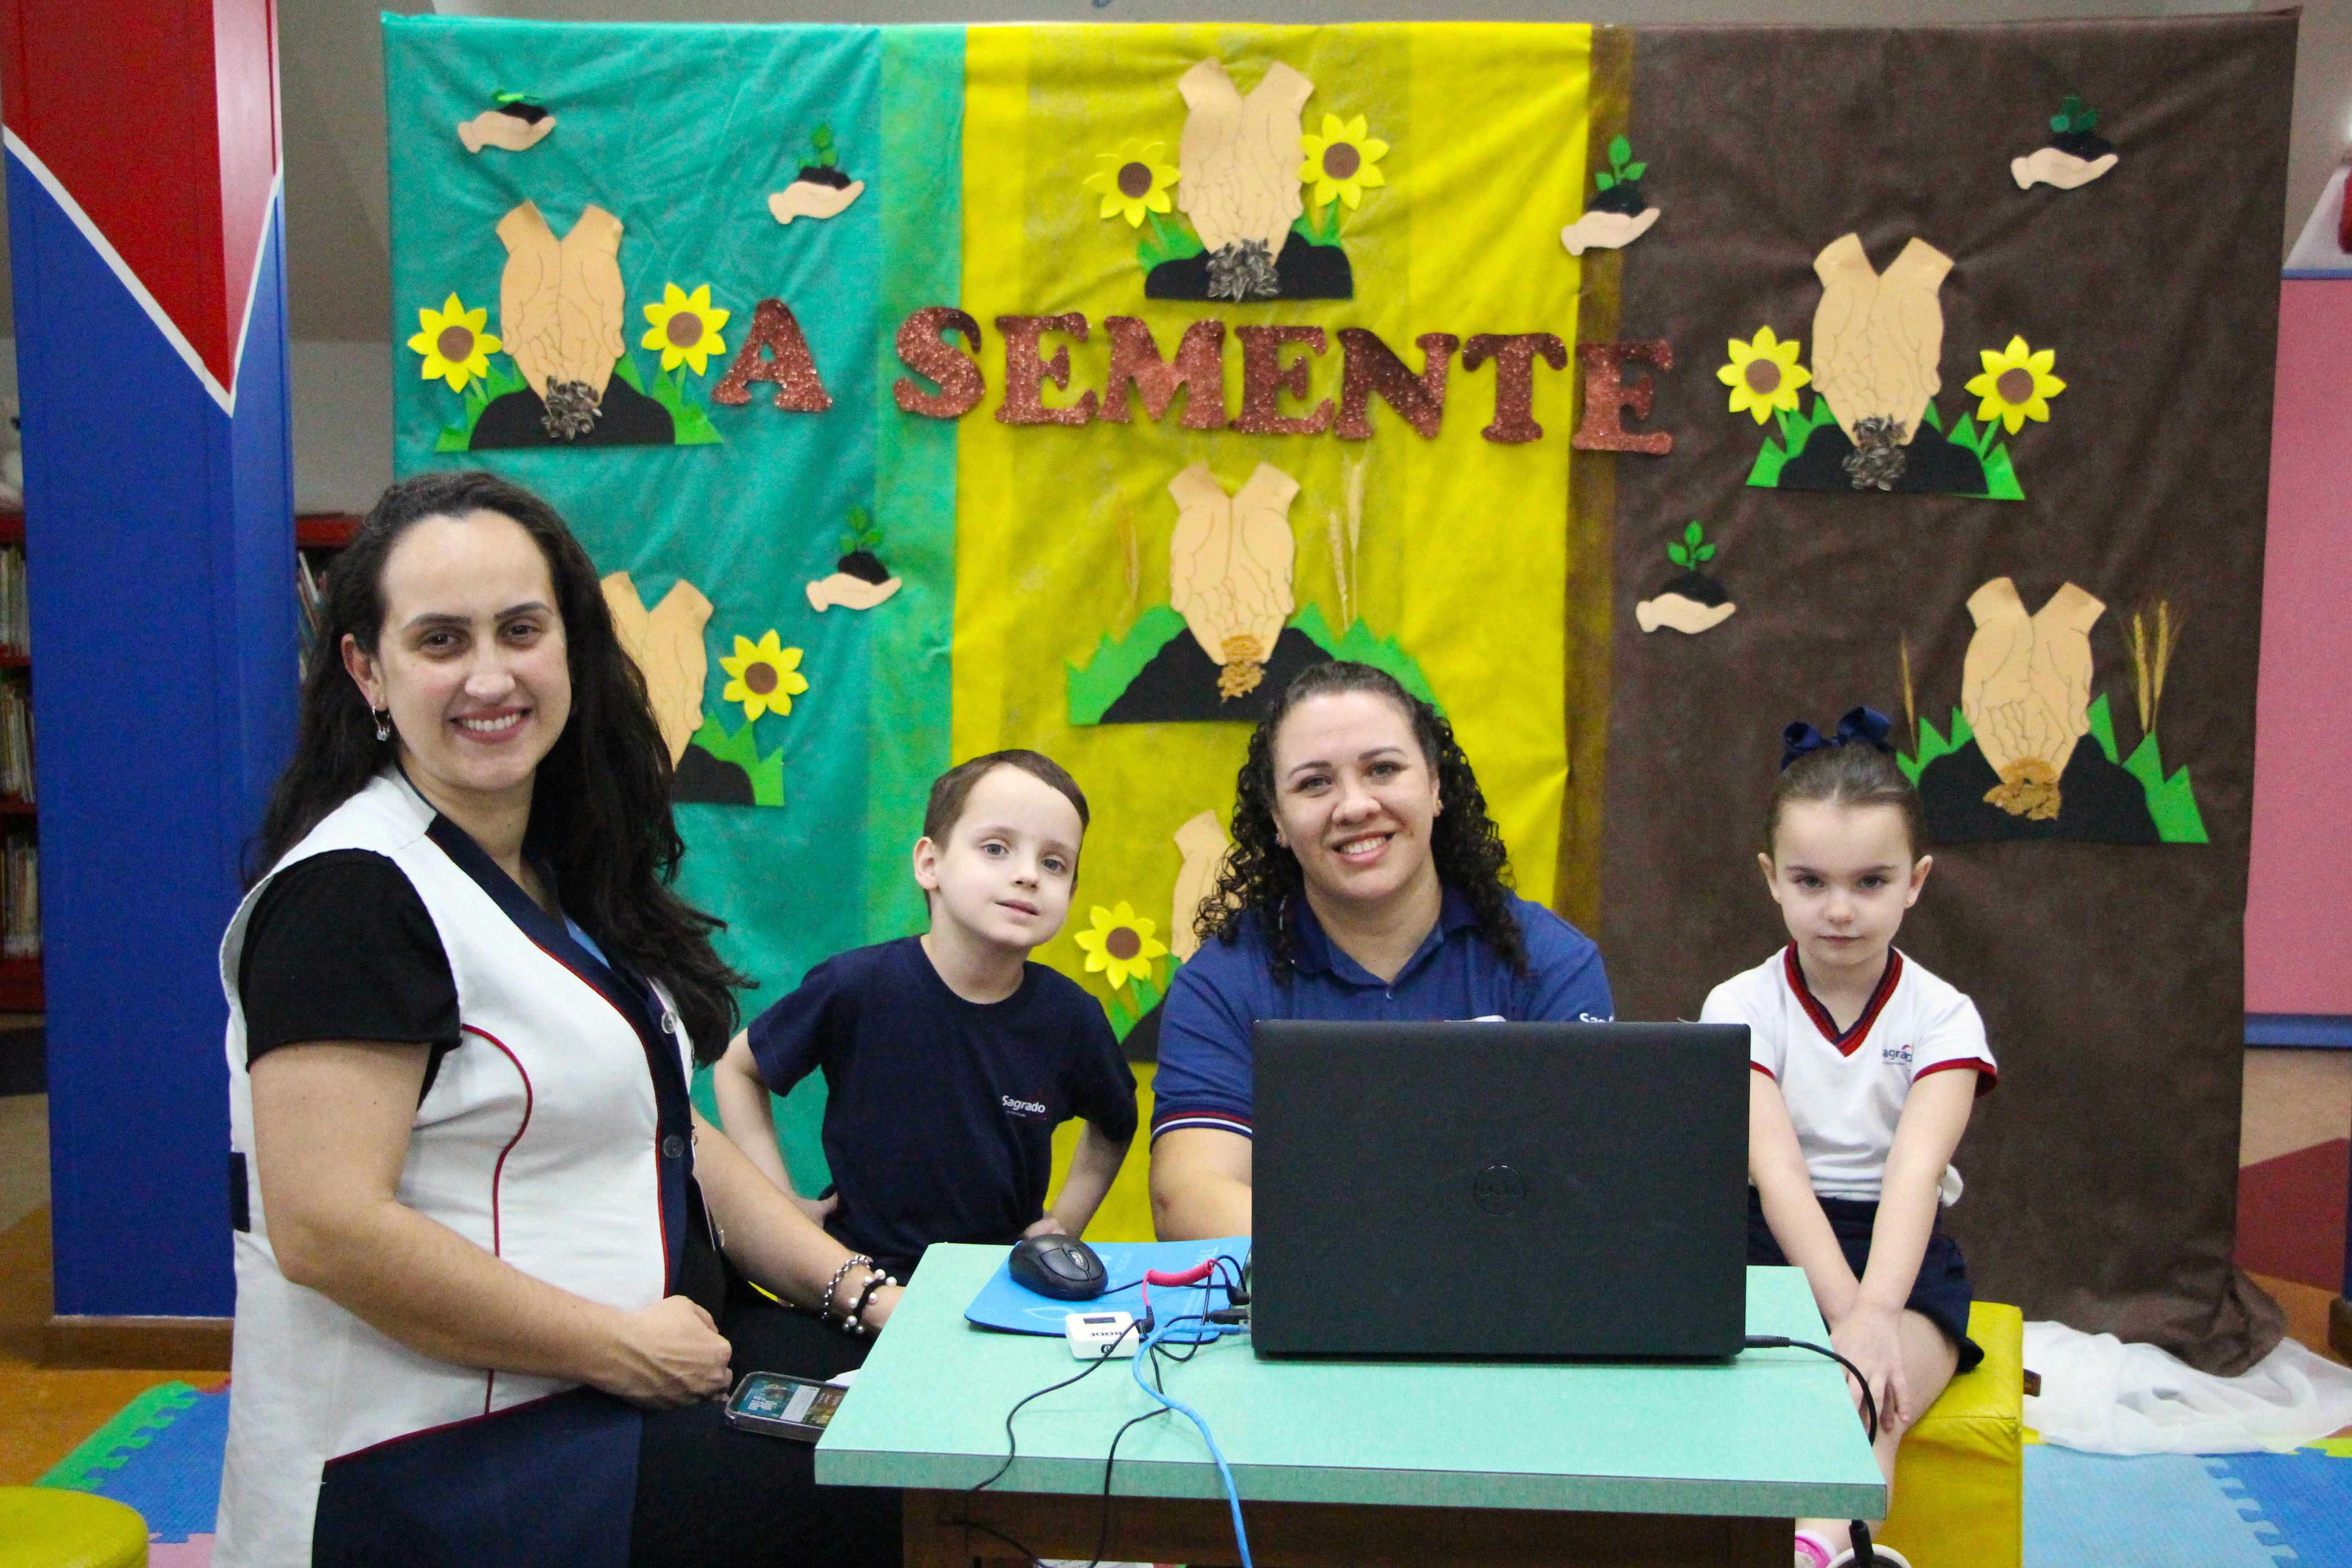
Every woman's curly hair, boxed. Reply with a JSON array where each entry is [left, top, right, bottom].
[[1195, 661, 1527, 982]]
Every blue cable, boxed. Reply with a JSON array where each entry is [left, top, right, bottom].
[[1130, 1288, 1252, 1568]]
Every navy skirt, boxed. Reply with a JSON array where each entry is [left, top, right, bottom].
[[1746, 1188, 1984, 1374]]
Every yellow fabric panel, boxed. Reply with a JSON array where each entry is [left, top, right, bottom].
[[954, 25, 1592, 1018], [1880, 1300, 2024, 1568], [1049, 1063, 1160, 1243]]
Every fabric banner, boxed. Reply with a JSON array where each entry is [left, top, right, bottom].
[[384, 13, 2293, 1369]]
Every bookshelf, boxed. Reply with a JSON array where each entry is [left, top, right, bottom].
[[0, 510, 36, 1010]]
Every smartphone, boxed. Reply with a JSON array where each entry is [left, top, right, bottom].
[[723, 1370, 847, 1441]]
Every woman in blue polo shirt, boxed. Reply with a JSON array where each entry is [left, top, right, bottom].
[[1150, 661, 1615, 1240]]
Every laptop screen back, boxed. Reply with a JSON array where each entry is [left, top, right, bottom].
[[1251, 1020, 1750, 1359]]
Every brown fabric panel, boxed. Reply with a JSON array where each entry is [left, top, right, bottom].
[[1555, 24, 1634, 937], [1599, 13, 2297, 1373]]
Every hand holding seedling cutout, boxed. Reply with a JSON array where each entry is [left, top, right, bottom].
[[1168, 461, 1300, 701]]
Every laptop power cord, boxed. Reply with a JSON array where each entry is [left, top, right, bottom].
[[1742, 1335, 1884, 1568]]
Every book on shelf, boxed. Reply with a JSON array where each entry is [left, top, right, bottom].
[[0, 679, 30, 805], [0, 543, 26, 657], [3, 830, 35, 960]]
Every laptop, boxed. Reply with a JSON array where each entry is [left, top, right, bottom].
[[1250, 1020, 1750, 1360]]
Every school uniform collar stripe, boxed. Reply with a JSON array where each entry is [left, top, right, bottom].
[[1782, 943, 1904, 1057]]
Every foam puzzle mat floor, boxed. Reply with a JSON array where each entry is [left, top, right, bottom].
[[32, 1382, 2352, 1568]]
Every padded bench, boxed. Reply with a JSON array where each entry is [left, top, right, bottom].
[[1876, 1300, 2025, 1568]]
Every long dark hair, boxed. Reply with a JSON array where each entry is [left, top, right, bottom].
[[254, 470, 749, 1061], [1196, 661, 1528, 982]]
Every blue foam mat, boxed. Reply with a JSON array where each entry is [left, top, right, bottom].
[[962, 1236, 1249, 1335], [2025, 1444, 2352, 1568]]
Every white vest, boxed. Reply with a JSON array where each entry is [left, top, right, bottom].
[[214, 772, 696, 1567]]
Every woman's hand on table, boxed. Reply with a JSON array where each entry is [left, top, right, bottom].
[[596, 1295, 735, 1407]]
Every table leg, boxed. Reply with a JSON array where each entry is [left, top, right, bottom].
[[905, 1489, 1789, 1567]]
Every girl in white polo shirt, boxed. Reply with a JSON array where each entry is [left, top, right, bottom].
[[1701, 707, 1997, 1568]]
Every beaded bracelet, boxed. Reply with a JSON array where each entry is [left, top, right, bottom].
[[840, 1268, 898, 1337], [819, 1254, 874, 1324]]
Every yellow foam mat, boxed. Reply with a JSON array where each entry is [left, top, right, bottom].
[[1877, 1300, 2024, 1568], [0, 1487, 147, 1568]]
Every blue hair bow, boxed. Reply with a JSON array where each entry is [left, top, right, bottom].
[[1779, 706, 1896, 772]]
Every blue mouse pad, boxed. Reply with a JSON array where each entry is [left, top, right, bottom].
[[963, 1236, 1250, 1335]]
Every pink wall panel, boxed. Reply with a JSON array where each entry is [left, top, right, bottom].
[[2248, 279, 2352, 1015]]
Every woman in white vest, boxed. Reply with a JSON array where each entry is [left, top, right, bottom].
[[219, 471, 902, 1568]]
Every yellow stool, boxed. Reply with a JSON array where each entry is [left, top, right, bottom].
[[0, 1488, 147, 1568], [1875, 1301, 2024, 1568]]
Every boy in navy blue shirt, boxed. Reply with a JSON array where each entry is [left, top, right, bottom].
[[713, 750, 1137, 1279]]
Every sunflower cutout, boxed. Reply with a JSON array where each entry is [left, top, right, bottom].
[[719, 631, 808, 721], [1965, 336, 2066, 435], [1299, 114, 1389, 211], [1073, 902, 1169, 991], [408, 294, 501, 392], [1717, 327, 1812, 424], [641, 284, 730, 377], [1083, 140, 1180, 228]]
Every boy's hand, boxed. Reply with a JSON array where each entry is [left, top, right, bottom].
[[1023, 1215, 1069, 1240], [795, 1191, 839, 1227]]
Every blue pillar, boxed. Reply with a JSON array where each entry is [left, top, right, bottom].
[[3, 0, 294, 1319]]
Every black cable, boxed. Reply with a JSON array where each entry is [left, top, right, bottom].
[[1091, 1404, 1173, 1564], [1741, 1334, 1879, 1442], [959, 1326, 1139, 1567], [1743, 1335, 1884, 1568], [1085, 1309, 1227, 1567]]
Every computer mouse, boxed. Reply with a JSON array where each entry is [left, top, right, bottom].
[[1007, 1234, 1108, 1300]]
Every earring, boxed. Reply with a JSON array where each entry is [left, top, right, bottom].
[[373, 708, 392, 743]]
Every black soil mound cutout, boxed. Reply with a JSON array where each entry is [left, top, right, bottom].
[[1121, 998, 1166, 1064], [1917, 739, 2157, 844], [1777, 420, 1988, 495], [1100, 626, 1333, 724], [1147, 241, 1353, 302], [672, 745, 755, 807], [1655, 569, 1727, 606], [1588, 180, 1648, 217], [470, 375, 676, 450], [836, 549, 890, 584]]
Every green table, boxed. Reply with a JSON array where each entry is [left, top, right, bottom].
[[818, 1244, 1886, 1568]]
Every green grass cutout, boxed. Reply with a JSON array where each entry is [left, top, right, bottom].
[[1067, 603, 1441, 724], [1289, 202, 1344, 246], [1101, 961, 1176, 1042], [649, 366, 723, 446], [1067, 604, 1187, 725], [2086, 693, 2120, 764], [2123, 731, 2209, 843], [1907, 694, 2205, 842], [1290, 603, 1443, 710], [1746, 395, 1839, 488], [1942, 410, 2026, 501], [688, 714, 784, 807], [1896, 706, 1973, 784], [1744, 396, 2024, 499], [1137, 211, 1206, 273], [436, 358, 529, 451]]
